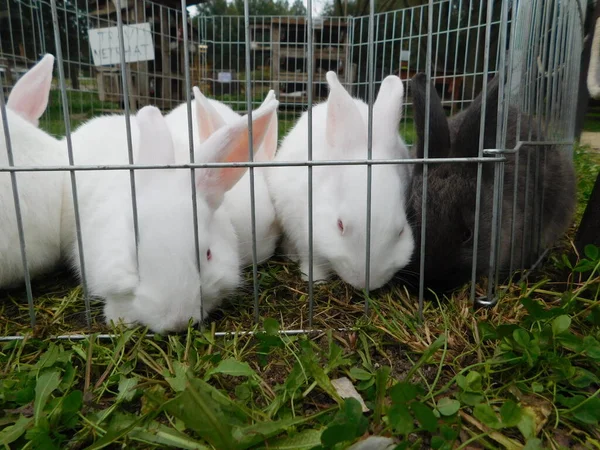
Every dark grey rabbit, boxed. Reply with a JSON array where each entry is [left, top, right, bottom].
[[401, 73, 576, 291]]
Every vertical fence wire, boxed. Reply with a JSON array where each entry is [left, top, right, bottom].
[[307, 0, 315, 328], [242, 0, 261, 324], [469, 0, 494, 304], [50, 0, 91, 326], [418, 0, 435, 320], [484, 0, 510, 306], [0, 74, 35, 328], [180, 0, 204, 326], [115, 0, 140, 265], [364, 0, 375, 312]]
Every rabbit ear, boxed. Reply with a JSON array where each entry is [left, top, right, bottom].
[[325, 71, 366, 152], [135, 106, 175, 185], [410, 73, 451, 160], [374, 75, 405, 140], [452, 75, 501, 157], [254, 104, 278, 162], [259, 90, 276, 109], [410, 74, 451, 160], [196, 99, 279, 209], [193, 86, 227, 143], [7, 54, 54, 126]]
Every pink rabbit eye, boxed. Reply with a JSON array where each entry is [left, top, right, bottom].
[[206, 249, 212, 261], [398, 227, 405, 237], [337, 219, 344, 233]]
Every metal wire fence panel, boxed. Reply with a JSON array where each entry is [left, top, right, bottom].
[[0, 0, 586, 339]]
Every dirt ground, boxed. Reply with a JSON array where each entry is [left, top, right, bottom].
[[581, 131, 600, 151]]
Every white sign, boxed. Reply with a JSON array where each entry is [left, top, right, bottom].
[[400, 50, 410, 62], [88, 23, 155, 66], [218, 72, 233, 83]]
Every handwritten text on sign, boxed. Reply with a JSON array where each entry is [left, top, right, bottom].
[[88, 23, 155, 66]]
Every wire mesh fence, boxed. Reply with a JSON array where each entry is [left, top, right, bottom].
[[0, 0, 586, 339]]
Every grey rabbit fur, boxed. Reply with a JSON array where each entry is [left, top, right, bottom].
[[401, 72, 576, 291]]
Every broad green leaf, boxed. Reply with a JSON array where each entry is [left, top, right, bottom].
[[163, 379, 237, 450], [59, 363, 77, 392], [583, 336, 600, 360], [569, 368, 600, 388], [166, 361, 189, 392], [117, 375, 138, 402], [0, 415, 32, 446], [388, 403, 414, 435], [321, 398, 368, 447], [411, 402, 438, 433], [321, 424, 357, 447], [62, 390, 83, 414], [25, 426, 60, 450], [389, 382, 418, 404], [457, 391, 484, 407], [500, 400, 522, 427], [523, 438, 543, 450], [570, 397, 600, 425], [208, 358, 257, 379], [551, 315, 571, 336], [232, 417, 316, 449], [584, 244, 599, 261], [436, 398, 460, 416], [84, 415, 145, 450], [129, 424, 211, 450], [260, 429, 323, 450], [473, 404, 501, 429], [457, 371, 483, 393], [34, 344, 60, 371], [531, 382, 544, 393], [304, 357, 343, 405], [349, 367, 373, 381], [512, 329, 530, 347], [517, 409, 537, 440], [477, 322, 497, 341], [34, 369, 61, 426], [374, 366, 391, 424], [264, 318, 280, 336]]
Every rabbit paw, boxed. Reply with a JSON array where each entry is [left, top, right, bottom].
[[300, 260, 330, 284]]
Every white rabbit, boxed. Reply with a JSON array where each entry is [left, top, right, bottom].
[[266, 71, 414, 290], [0, 54, 67, 288], [61, 103, 276, 333], [166, 89, 280, 267]]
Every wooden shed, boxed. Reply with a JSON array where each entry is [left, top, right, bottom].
[[249, 17, 356, 105], [89, 0, 206, 111]]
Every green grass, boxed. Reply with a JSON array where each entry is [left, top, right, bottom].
[[1, 100, 599, 449], [583, 107, 600, 133]]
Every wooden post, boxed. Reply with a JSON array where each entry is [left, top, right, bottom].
[[133, 0, 149, 107], [271, 22, 280, 98], [160, 6, 172, 106]]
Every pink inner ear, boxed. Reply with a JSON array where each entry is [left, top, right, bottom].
[[326, 89, 366, 151], [7, 55, 54, 125]]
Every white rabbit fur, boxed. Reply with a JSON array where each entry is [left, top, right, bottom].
[[165, 89, 280, 267], [266, 71, 414, 290], [61, 103, 276, 333], [0, 54, 67, 288]]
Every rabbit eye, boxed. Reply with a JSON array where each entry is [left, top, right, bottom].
[[206, 249, 212, 261], [337, 219, 344, 234], [398, 226, 405, 237]]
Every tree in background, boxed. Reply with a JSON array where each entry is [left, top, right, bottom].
[[0, 0, 89, 90]]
